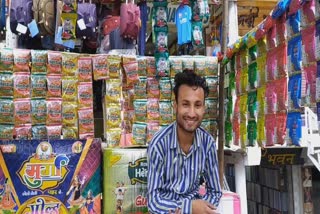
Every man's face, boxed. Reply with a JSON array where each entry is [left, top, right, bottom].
[[174, 84, 205, 134]]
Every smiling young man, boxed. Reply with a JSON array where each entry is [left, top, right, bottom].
[[147, 70, 222, 214]]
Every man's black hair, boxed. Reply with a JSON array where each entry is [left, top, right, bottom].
[[173, 69, 209, 102]]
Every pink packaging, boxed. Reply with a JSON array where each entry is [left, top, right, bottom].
[[266, 48, 277, 81], [275, 77, 288, 112], [276, 14, 287, 45], [276, 112, 287, 145], [217, 191, 241, 214], [301, 0, 315, 28], [266, 26, 277, 50], [303, 63, 317, 105], [301, 25, 316, 65], [276, 44, 288, 78], [265, 114, 277, 146], [266, 82, 277, 114]]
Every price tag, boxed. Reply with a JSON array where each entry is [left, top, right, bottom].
[[28, 20, 39, 37], [77, 19, 86, 30], [16, 23, 27, 34]]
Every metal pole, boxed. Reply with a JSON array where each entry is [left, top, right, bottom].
[[218, 0, 229, 188]]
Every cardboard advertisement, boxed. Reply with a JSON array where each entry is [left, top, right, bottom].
[[103, 148, 148, 214], [0, 138, 102, 214]]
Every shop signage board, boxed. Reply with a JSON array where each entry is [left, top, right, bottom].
[[260, 147, 304, 166]]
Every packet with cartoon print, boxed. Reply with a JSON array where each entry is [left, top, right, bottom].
[[47, 51, 62, 75], [92, 54, 109, 80], [13, 72, 30, 99], [62, 77, 78, 102], [133, 99, 147, 122], [170, 56, 183, 78], [106, 103, 121, 129], [78, 82, 93, 109], [159, 77, 171, 100], [78, 108, 94, 136], [32, 125, 47, 140], [107, 55, 121, 79], [62, 101, 78, 127], [0, 48, 14, 71], [13, 49, 30, 73], [31, 74, 47, 98], [46, 98, 62, 125], [0, 99, 14, 124], [147, 122, 160, 143], [47, 125, 62, 140], [14, 98, 32, 125], [159, 100, 172, 124], [134, 77, 147, 100], [47, 74, 62, 98], [62, 52, 78, 77], [31, 50, 47, 74], [78, 57, 92, 82], [14, 124, 32, 140], [155, 52, 170, 77], [105, 78, 122, 103], [62, 126, 78, 139], [247, 120, 257, 147], [147, 98, 160, 121], [106, 128, 121, 147], [31, 98, 46, 125], [147, 77, 160, 99], [132, 122, 147, 145], [0, 72, 14, 97], [61, 13, 77, 40]]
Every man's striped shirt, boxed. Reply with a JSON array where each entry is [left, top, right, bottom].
[[147, 122, 222, 213]]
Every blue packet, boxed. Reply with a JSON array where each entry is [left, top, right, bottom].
[[287, 112, 302, 146], [287, 11, 300, 37], [272, 0, 291, 19], [288, 74, 302, 110], [287, 35, 302, 74]]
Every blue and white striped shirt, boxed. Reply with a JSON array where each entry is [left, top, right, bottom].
[[147, 122, 222, 214]]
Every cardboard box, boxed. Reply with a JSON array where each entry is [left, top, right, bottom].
[[103, 148, 148, 214], [0, 138, 102, 213]]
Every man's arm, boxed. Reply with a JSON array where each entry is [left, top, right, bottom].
[[202, 141, 222, 207], [147, 145, 183, 213]]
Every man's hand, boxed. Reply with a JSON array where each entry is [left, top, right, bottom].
[[192, 199, 219, 214], [169, 208, 181, 214]]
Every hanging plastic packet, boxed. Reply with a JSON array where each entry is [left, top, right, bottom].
[[194, 57, 206, 76], [257, 38, 267, 56], [248, 62, 258, 89], [13, 49, 30, 73], [275, 14, 286, 45], [123, 58, 140, 86], [47, 51, 62, 75], [240, 94, 248, 122], [286, 112, 302, 146], [62, 77, 78, 102], [206, 57, 218, 76], [304, 63, 317, 105], [31, 50, 47, 74], [228, 71, 236, 98], [288, 0, 301, 15], [192, 21, 204, 48], [0, 48, 13, 71], [301, 0, 315, 28], [14, 98, 32, 125], [288, 74, 302, 110], [62, 101, 78, 127], [14, 124, 32, 140], [78, 108, 94, 137], [271, 0, 291, 19], [31, 125, 47, 140], [247, 91, 257, 120], [240, 122, 247, 149], [147, 98, 160, 121], [92, 55, 109, 80], [223, 120, 231, 147], [153, 2, 168, 27], [134, 77, 147, 100], [266, 48, 277, 81], [235, 69, 242, 95], [13, 72, 30, 99], [155, 52, 169, 77], [276, 112, 287, 145], [31, 98, 46, 125], [257, 115, 266, 147], [61, 13, 77, 40], [154, 28, 168, 53], [107, 55, 121, 79], [266, 82, 277, 114], [105, 78, 121, 103], [232, 119, 240, 146], [256, 55, 266, 87], [266, 26, 276, 50], [169, 57, 182, 78], [62, 126, 78, 139], [62, 52, 78, 77], [316, 0, 320, 20], [240, 67, 248, 94], [0, 99, 14, 124], [265, 114, 277, 146], [182, 57, 194, 70], [287, 35, 302, 75], [62, 0, 77, 13], [78, 57, 92, 82], [205, 98, 218, 120], [46, 98, 62, 125], [276, 44, 288, 78], [137, 57, 147, 77], [132, 122, 147, 146], [257, 85, 266, 117], [301, 25, 316, 65], [239, 49, 248, 69], [146, 57, 156, 77], [47, 74, 62, 98], [106, 128, 121, 148], [287, 11, 301, 39], [0, 73, 14, 97], [147, 77, 160, 99], [133, 99, 147, 122], [248, 45, 257, 63], [159, 77, 172, 100], [147, 122, 160, 143], [106, 103, 121, 129], [275, 77, 288, 112], [31, 74, 47, 98], [159, 100, 172, 124], [47, 125, 62, 140], [247, 120, 257, 147], [206, 77, 218, 98], [78, 82, 93, 109]]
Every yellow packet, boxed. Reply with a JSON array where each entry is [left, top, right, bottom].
[[62, 126, 78, 139], [257, 115, 266, 147], [107, 55, 121, 79], [132, 122, 147, 145], [105, 78, 121, 103], [92, 54, 109, 80], [62, 77, 78, 102], [106, 103, 122, 129], [62, 101, 78, 126], [61, 13, 77, 40], [106, 128, 122, 148], [62, 52, 78, 77], [0, 48, 14, 71]]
